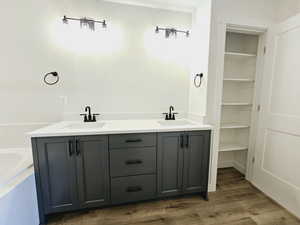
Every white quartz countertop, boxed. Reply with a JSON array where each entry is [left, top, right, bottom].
[[29, 119, 213, 138]]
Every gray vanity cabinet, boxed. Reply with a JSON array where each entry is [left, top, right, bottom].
[[183, 131, 211, 196], [36, 137, 79, 214], [157, 131, 211, 198], [32, 131, 211, 224], [157, 132, 184, 197], [75, 136, 110, 208], [34, 135, 109, 215]]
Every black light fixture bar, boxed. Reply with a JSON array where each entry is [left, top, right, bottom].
[[62, 15, 107, 31], [155, 26, 189, 38]]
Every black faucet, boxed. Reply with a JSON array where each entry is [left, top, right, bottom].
[[80, 106, 100, 122], [163, 106, 178, 120]]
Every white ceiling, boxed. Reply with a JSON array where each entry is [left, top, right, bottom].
[[102, 0, 200, 12]]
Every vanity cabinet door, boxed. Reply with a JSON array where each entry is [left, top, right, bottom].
[[75, 135, 110, 208], [157, 132, 184, 197], [183, 131, 211, 194], [37, 137, 79, 214]]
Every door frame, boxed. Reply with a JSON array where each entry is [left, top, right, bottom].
[[211, 22, 267, 186]]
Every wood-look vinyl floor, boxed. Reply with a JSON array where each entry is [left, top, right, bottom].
[[48, 168, 300, 225]]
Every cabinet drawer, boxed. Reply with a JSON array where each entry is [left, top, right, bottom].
[[111, 175, 156, 204], [110, 147, 156, 177], [109, 133, 156, 149]]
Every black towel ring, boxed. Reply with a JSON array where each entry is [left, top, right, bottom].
[[194, 73, 203, 88], [44, 72, 59, 85]]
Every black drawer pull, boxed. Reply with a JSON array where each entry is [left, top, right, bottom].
[[125, 139, 142, 143], [68, 140, 73, 156], [125, 159, 143, 165], [75, 139, 80, 155], [180, 135, 184, 148], [126, 186, 143, 192], [185, 135, 189, 148]]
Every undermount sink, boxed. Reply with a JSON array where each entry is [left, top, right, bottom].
[[157, 120, 195, 126], [64, 122, 105, 130]]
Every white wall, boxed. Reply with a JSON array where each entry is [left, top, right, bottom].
[[213, 0, 300, 25], [213, 0, 277, 27], [276, 0, 300, 22], [0, 0, 66, 148], [0, 0, 192, 148], [59, 1, 192, 115], [188, 0, 212, 119]]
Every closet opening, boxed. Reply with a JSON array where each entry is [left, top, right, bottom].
[[216, 25, 266, 182]]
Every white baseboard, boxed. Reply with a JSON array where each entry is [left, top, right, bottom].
[[233, 161, 246, 175], [218, 161, 233, 168], [218, 160, 246, 175]]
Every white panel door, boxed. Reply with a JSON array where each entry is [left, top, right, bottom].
[[252, 14, 300, 218]]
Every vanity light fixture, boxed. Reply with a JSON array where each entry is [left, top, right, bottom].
[[155, 26, 189, 38], [62, 15, 107, 31]]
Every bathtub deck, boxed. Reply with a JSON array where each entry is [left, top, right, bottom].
[[0, 148, 33, 197], [47, 168, 300, 225]]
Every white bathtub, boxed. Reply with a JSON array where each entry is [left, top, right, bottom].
[[0, 148, 33, 193], [0, 148, 39, 225]]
